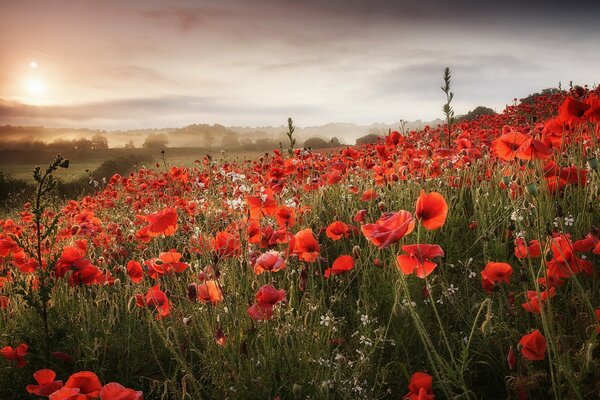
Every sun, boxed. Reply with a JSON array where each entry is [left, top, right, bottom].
[[26, 78, 45, 96]]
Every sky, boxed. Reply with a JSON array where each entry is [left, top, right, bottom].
[[1, 0, 599, 130]]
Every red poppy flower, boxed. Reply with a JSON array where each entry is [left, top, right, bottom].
[[145, 286, 170, 319], [325, 221, 350, 241], [99, 382, 143, 400], [49, 387, 87, 400], [480, 262, 513, 293], [275, 206, 296, 228], [63, 371, 103, 398], [292, 229, 321, 262], [514, 239, 541, 259], [396, 244, 444, 278], [324, 255, 355, 278], [360, 188, 378, 201], [403, 372, 434, 400], [557, 96, 590, 125], [494, 131, 529, 161], [248, 284, 286, 321], [522, 288, 556, 314], [211, 231, 241, 259], [1, 343, 28, 368], [126, 261, 143, 283], [246, 194, 278, 220], [197, 281, 224, 305], [519, 329, 547, 361], [361, 211, 415, 249], [139, 207, 178, 237], [26, 369, 64, 396], [515, 138, 552, 160], [253, 251, 285, 274], [415, 190, 448, 230], [255, 284, 286, 305]]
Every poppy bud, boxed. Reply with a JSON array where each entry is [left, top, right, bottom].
[[588, 157, 599, 171], [525, 183, 538, 196], [502, 176, 511, 186], [507, 346, 517, 370], [545, 251, 554, 262], [373, 258, 382, 268], [352, 246, 361, 258], [183, 317, 192, 326], [378, 202, 386, 211], [187, 283, 198, 301], [293, 384, 302, 397], [71, 225, 80, 235], [113, 278, 121, 286]]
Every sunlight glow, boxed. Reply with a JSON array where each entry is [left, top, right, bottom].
[[26, 78, 45, 96]]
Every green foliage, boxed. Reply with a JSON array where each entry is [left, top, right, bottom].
[[286, 117, 296, 156], [441, 67, 455, 147], [355, 133, 381, 145], [455, 106, 496, 122]]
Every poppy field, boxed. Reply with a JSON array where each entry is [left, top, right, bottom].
[[0, 86, 599, 399]]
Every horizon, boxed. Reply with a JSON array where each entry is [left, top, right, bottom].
[[1, 0, 600, 133]]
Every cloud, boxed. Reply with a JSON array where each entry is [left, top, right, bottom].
[[0, 96, 322, 128]]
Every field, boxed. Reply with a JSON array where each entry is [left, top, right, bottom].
[[0, 87, 599, 400], [0, 148, 265, 183]]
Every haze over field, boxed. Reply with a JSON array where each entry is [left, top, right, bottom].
[[1, 0, 599, 143]]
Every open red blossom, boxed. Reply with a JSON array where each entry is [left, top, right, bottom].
[[139, 207, 178, 237], [292, 228, 321, 262], [49, 387, 87, 400], [99, 382, 143, 400], [415, 190, 448, 230], [514, 239, 541, 259], [248, 284, 286, 321], [396, 244, 444, 278], [253, 251, 285, 274], [145, 286, 170, 319], [557, 96, 590, 125], [246, 194, 278, 220], [255, 284, 286, 305], [324, 255, 355, 278], [481, 262, 513, 293], [403, 372, 434, 400], [247, 302, 274, 321], [63, 371, 103, 398], [515, 138, 552, 160], [325, 221, 350, 241], [522, 288, 556, 314], [519, 329, 547, 361], [126, 261, 143, 283], [1, 343, 28, 368], [361, 211, 415, 249], [360, 188, 378, 201], [275, 206, 296, 228], [211, 231, 241, 259], [26, 369, 64, 396], [494, 130, 530, 161], [197, 281, 224, 305]]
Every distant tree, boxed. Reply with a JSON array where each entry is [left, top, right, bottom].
[[221, 130, 240, 149], [90, 134, 109, 150], [520, 88, 564, 105], [455, 106, 496, 122], [124, 140, 136, 149], [303, 137, 329, 149], [330, 137, 342, 147], [143, 133, 169, 149], [355, 133, 381, 145]]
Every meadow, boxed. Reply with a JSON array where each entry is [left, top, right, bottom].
[[0, 86, 599, 400]]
